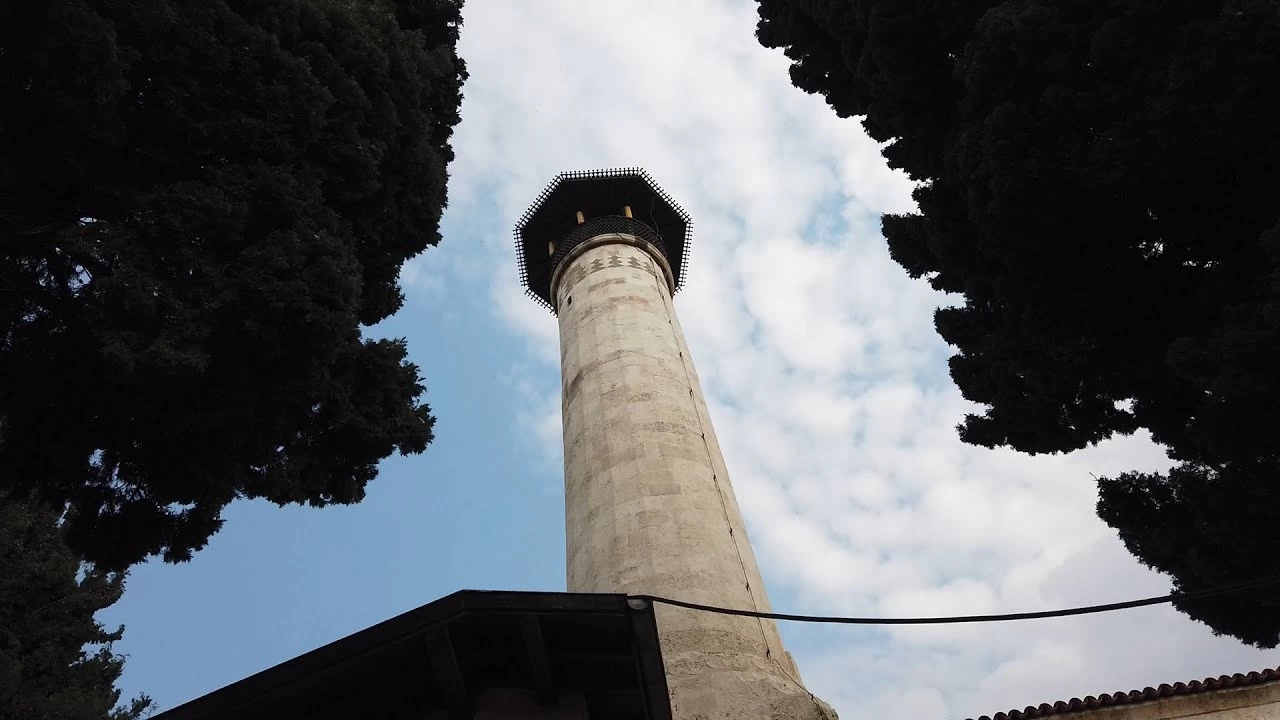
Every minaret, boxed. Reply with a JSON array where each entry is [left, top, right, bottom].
[[516, 169, 835, 720]]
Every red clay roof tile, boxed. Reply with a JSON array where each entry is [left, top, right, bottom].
[[968, 668, 1280, 720]]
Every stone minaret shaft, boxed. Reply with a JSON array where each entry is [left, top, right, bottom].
[[518, 170, 832, 720]]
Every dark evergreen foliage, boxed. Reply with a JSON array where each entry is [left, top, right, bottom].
[[756, 0, 1280, 646], [0, 494, 152, 719], [0, 0, 465, 572]]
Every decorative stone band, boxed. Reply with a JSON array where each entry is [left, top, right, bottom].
[[550, 215, 667, 269], [549, 226, 677, 310]]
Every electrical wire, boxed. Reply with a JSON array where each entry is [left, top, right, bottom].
[[630, 574, 1280, 625]]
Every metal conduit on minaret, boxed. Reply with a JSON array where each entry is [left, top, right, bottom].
[[515, 169, 836, 720]]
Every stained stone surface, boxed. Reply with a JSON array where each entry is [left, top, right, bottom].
[[553, 234, 835, 720]]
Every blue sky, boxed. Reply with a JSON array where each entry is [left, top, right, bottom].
[[100, 205, 571, 707], [103, 2, 1279, 719]]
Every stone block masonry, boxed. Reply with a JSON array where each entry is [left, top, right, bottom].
[[551, 233, 834, 720]]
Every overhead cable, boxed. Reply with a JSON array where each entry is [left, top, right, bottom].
[[631, 575, 1279, 625]]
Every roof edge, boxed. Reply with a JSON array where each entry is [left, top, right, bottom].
[[151, 590, 652, 720], [513, 168, 693, 311], [968, 667, 1280, 720]]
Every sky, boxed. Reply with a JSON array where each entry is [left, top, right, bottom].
[[102, 1, 1280, 719]]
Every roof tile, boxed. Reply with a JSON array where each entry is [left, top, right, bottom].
[[968, 667, 1280, 720]]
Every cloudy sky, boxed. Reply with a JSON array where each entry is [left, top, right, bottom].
[[105, 1, 1278, 718]]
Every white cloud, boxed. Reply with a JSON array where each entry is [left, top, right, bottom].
[[498, 363, 564, 477], [450, 1, 1280, 718], [398, 253, 443, 299]]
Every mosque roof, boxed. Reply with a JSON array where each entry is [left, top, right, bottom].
[[968, 666, 1280, 720]]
